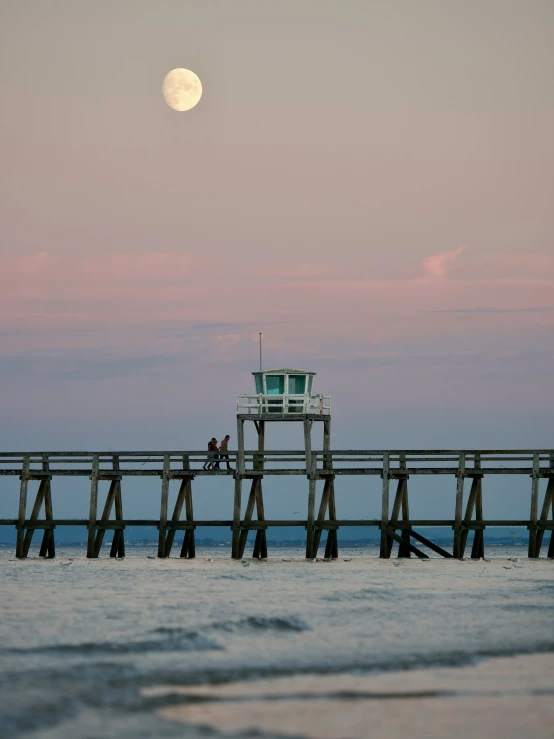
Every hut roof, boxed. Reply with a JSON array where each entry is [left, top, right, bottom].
[[252, 368, 316, 375]]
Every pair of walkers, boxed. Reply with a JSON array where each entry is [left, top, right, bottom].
[[203, 435, 231, 471]]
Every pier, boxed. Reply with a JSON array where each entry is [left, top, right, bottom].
[[1, 448, 553, 561], [2, 368, 552, 561]]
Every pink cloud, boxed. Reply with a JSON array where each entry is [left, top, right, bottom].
[[0, 251, 195, 285], [423, 245, 468, 278], [0, 250, 200, 330]]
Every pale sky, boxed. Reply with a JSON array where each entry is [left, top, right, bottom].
[[1, 0, 553, 494]]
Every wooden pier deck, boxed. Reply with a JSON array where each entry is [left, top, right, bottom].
[[1, 450, 553, 561]]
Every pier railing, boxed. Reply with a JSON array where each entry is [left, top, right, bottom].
[[1, 448, 552, 473], [0, 449, 552, 561]]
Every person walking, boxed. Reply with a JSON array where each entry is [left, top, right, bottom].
[[218, 434, 232, 471], [211, 438, 219, 470], [212, 438, 220, 470], [203, 438, 217, 471]]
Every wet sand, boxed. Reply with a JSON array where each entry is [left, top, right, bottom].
[[157, 652, 554, 738]]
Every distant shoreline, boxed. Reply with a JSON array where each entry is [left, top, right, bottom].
[[0, 538, 532, 548]]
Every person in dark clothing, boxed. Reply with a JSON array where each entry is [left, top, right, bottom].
[[203, 438, 218, 470], [218, 434, 232, 471], [212, 438, 220, 470], [211, 438, 219, 470]]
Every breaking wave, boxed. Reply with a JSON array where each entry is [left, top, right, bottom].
[[211, 615, 311, 633], [1, 630, 223, 656]]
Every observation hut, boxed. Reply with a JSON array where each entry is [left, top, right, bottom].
[[234, 368, 332, 560]]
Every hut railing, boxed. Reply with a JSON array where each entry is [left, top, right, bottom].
[[236, 393, 331, 415]]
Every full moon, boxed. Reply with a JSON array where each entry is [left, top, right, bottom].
[[162, 68, 202, 112]]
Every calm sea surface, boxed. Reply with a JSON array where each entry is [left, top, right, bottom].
[[1, 544, 553, 738]]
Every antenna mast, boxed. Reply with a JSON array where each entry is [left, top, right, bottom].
[[259, 332, 263, 372]]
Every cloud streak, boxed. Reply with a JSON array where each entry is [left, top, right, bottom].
[[423, 245, 467, 278]]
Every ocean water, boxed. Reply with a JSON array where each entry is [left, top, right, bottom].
[[1, 545, 553, 738]]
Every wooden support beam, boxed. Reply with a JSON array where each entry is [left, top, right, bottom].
[[87, 455, 99, 558], [471, 476, 485, 559], [40, 456, 55, 558], [398, 460, 411, 558], [323, 529, 333, 558], [323, 418, 331, 471], [385, 527, 429, 559], [39, 482, 55, 558], [158, 454, 170, 558], [94, 482, 117, 556], [250, 420, 268, 559], [453, 453, 466, 559], [238, 479, 259, 558], [315, 419, 337, 558], [181, 529, 195, 558], [398, 489, 411, 558], [165, 480, 187, 557], [93, 481, 116, 556], [184, 480, 195, 558], [408, 529, 453, 558], [534, 477, 553, 557], [252, 525, 268, 558], [232, 476, 242, 559], [534, 456, 553, 557], [21, 456, 53, 557], [164, 456, 196, 558], [254, 420, 265, 471], [252, 531, 260, 558], [110, 472, 124, 558], [324, 529, 338, 559], [305, 453, 317, 559], [303, 418, 313, 476], [304, 417, 315, 560], [93, 455, 121, 558], [322, 481, 339, 559], [166, 457, 192, 557], [238, 419, 266, 558], [379, 453, 390, 558], [22, 480, 46, 557], [386, 477, 406, 558], [181, 456, 196, 559], [254, 476, 267, 560], [232, 419, 244, 559], [313, 478, 332, 557], [469, 455, 484, 559], [459, 477, 480, 558], [16, 455, 30, 559], [548, 527, 554, 559], [179, 462, 196, 559], [528, 453, 540, 558], [180, 479, 196, 558], [328, 480, 338, 558]]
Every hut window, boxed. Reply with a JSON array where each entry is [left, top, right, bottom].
[[266, 375, 284, 394], [254, 375, 263, 394], [288, 375, 306, 395]]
